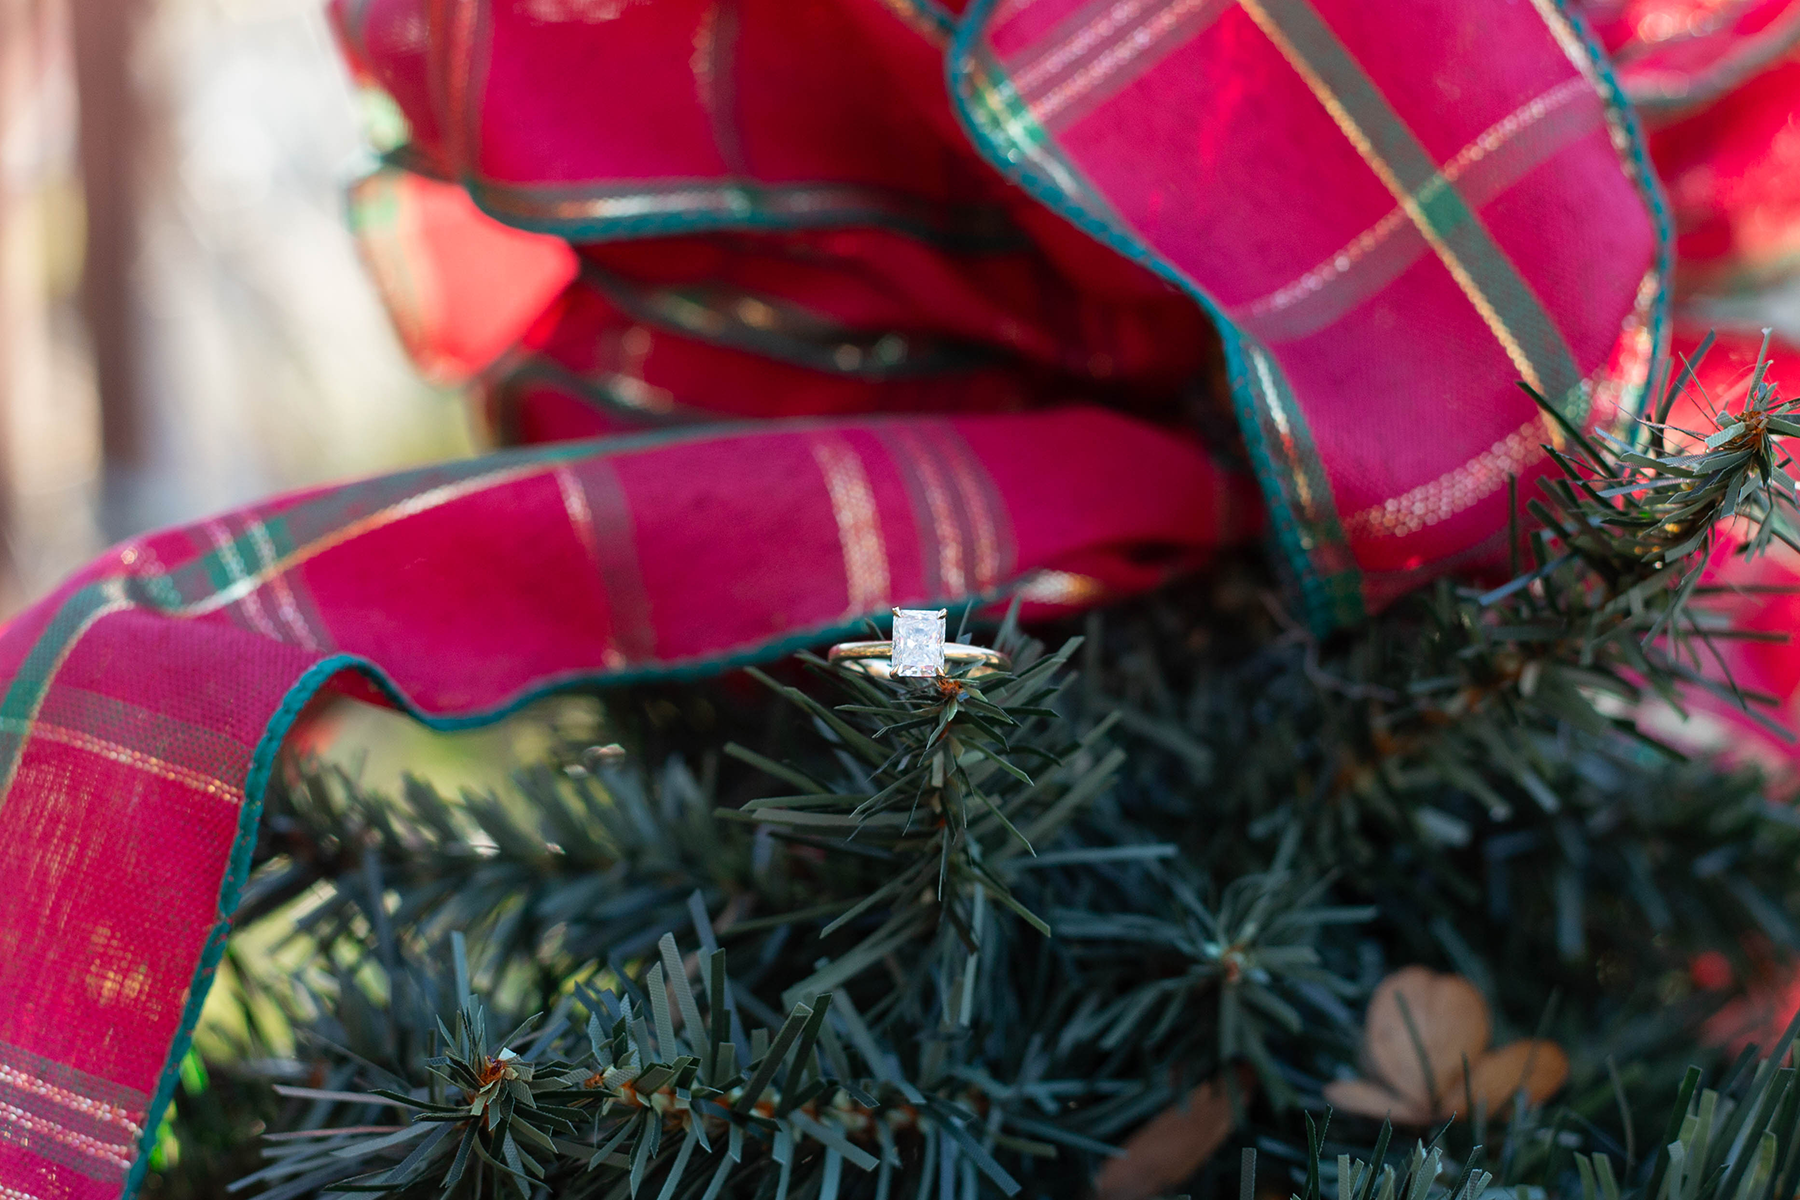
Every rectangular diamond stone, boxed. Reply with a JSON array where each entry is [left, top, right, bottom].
[[890, 608, 947, 677]]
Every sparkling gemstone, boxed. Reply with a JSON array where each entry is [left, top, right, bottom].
[[890, 608, 947, 677]]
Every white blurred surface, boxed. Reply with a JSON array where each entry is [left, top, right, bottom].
[[0, 0, 473, 611]]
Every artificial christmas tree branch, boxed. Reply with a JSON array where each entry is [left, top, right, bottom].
[[156, 339, 1800, 1200]]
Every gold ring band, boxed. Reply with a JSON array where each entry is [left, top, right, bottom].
[[827, 641, 1011, 679]]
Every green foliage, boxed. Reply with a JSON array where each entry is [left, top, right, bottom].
[[1085, 338, 1800, 1072], [247, 752, 755, 993], [1264, 1008, 1800, 1200], [222, 617, 1365, 1200], [240, 930, 999, 1200], [1507, 328, 1800, 729], [720, 628, 1099, 982], [1049, 833, 1371, 1108], [176, 337, 1800, 1200]]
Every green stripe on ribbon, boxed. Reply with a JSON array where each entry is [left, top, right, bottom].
[[949, 27, 1366, 631], [0, 582, 125, 802], [1253, 0, 1587, 422], [1235, 339, 1365, 630]]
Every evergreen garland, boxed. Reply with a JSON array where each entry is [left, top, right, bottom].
[[149, 339, 1800, 1200]]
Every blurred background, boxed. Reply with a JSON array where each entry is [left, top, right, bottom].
[[0, 0, 471, 620], [0, 0, 610, 799]]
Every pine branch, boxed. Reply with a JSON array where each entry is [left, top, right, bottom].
[[249, 756, 760, 1006], [238, 932, 1022, 1200], [234, 623, 1301, 1199], [202, 334, 1800, 1200], [1504, 329, 1800, 722], [721, 627, 1103, 975]]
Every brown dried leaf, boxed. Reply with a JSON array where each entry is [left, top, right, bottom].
[[1321, 1077, 1435, 1126], [1094, 1078, 1235, 1200], [1364, 967, 1490, 1109], [1466, 1039, 1570, 1112]]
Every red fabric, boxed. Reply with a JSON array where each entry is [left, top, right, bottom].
[[348, 169, 577, 382], [336, 0, 1666, 627], [1590, 0, 1800, 111], [1653, 61, 1800, 295], [7, 1, 1800, 1195]]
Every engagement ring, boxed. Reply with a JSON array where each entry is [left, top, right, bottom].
[[827, 608, 1011, 679]]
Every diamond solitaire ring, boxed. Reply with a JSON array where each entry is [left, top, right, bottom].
[[827, 608, 1012, 679]]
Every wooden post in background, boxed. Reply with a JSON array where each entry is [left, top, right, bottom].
[[71, 0, 146, 539]]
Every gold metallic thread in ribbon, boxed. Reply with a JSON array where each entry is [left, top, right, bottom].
[[1345, 419, 1542, 539], [811, 435, 892, 615], [939, 431, 1007, 592], [0, 718, 243, 805], [1238, 0, 1550, 401], [204, 519, 285, 645], [244, 517, 325, 651], [1347, 268, 1660, 539], [894, 428, 967, 597], [0, 1041, 146, 1183], [1242, 76, 1595, 323], [1024, 0, 1231, 127]]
